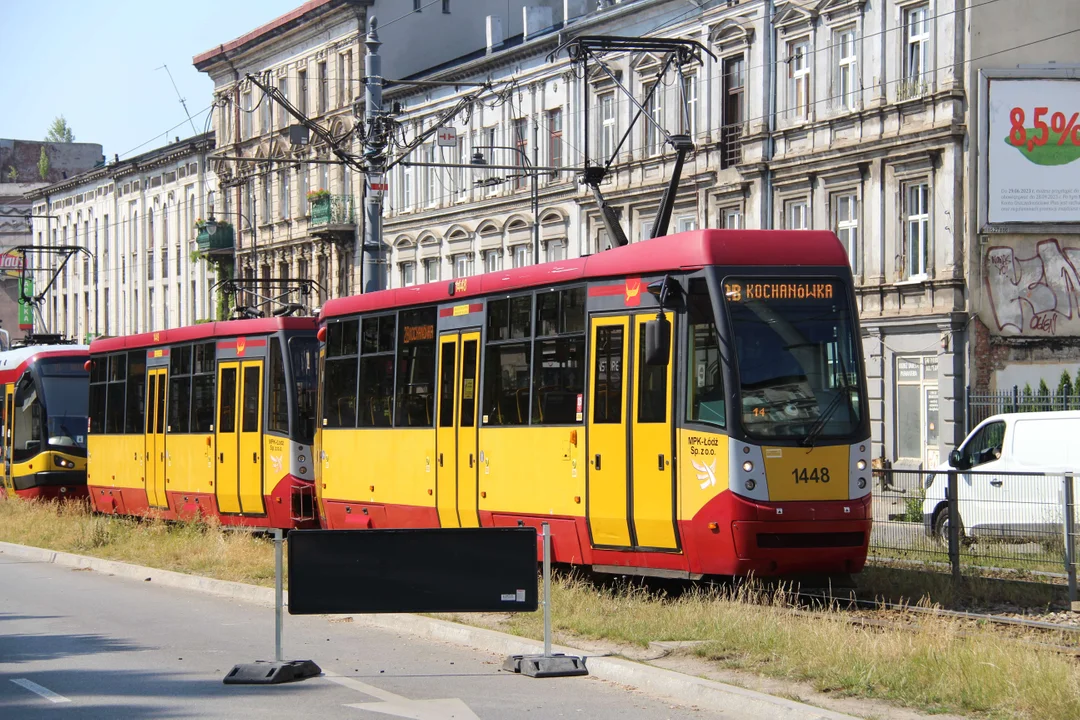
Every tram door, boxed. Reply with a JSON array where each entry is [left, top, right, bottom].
[[586, 312, 678, 551], [144, 368, 168, 508], [215, 361, 266, 515], [435, 331, 481, 528]]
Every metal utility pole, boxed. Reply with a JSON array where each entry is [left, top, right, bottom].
[[363, 17, 385, 293]]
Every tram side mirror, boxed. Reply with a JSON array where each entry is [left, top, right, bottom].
[[644, 316, 671, 366], [13, 374, 32, 407]]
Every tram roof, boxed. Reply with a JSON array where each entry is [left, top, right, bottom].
[[0, 345, 89, 379], [321, 229, 849, 320], [89, 317, 316, 355]]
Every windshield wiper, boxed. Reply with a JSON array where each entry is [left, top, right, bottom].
[[801, 390, 847, 447]]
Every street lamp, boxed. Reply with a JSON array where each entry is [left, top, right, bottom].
[[470, 146, 540, 266]]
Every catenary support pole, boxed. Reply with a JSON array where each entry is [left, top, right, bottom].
[[363, 16, 384, 292]]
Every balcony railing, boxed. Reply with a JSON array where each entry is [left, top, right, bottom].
[[195, 224, 235, 254], [896, 78, 931, 102], [720, 122, 745, 169], [310, 195, 356, 227]]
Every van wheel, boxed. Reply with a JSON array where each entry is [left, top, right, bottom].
[[933, 507, 974, 548]]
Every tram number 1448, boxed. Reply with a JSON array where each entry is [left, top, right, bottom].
[[792, 467, 831, 483]]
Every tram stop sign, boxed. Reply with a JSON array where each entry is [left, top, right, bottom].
[[287, 527, 538, 615]]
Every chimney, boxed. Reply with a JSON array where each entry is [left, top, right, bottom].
[[486, 15, 504, 54], [563, 0, 588, 23], [523, 6, 554, 41]]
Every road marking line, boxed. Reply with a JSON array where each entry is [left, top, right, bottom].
[[11, 679, 71, 704], [322, 670, 407, 703]]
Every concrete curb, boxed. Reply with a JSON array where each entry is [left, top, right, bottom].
[[0, 541, 862, 720]]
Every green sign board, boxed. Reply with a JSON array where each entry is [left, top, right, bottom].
[[18, 277, 33, 330]]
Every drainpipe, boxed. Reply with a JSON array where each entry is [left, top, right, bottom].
[[763, 0, 776, 229]]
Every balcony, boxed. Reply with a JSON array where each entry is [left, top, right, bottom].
[[309, 194, 357, 245], [195, 223, 234, 255]]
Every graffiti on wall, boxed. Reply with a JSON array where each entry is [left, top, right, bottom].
[[985, 239, 1080, 336]]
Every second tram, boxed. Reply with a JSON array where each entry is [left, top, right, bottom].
[[86, 318, 319, 528], [315, 229, 872, 578]]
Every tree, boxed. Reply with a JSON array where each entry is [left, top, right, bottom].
[[37, 147, 50, 181], [5, 166, 15, 182], [44, 116, 74, 143], [1037, 378, 1051, 410]]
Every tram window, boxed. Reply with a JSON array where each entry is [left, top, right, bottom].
[[510, 296, 531, 339], [219, 367, 237, 433], [394, 308, 436, 427], [324, 357, 358, 428], [242, 366, 260, 433], [105, 353, 126, 434], [190, 375, 215, 432], [592, 327, 624, 424], [487, 296, 532, 342], [12, 382, 41, 463], [459, 339, 478, 427], [169, 375, 191, 433], [89, 384, 106, 434], [327, 320, 359, 357], [536, 287, 586, 337], [90, 357, 108, 384], [637, 324, 668, 423], [488, 299, 509, 341], [358, 355, 394, 427], [171, 345, 192, 375], [531, 337, 585, 425], [362, 315, 395, 354], [290, 337, 319, 443], [484, 343, 531, 426], [155, 377, 166, 434], [269, 338, 289, 434], [438, 341, 457, 427], [193, 342, 215, 374], [686, 279, 725, 428], [125, 351, 146, 434], [109, 353, 126, 382]]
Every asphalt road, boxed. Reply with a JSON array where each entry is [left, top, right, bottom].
[[0, 554, 730, 720]]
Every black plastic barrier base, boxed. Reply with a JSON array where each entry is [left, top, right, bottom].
[[502, 654, 588, 678], [223, 660, 322, 685]]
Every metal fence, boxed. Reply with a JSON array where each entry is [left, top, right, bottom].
[[967, 386, 1080, 431], [871, 468, 1080, 596]]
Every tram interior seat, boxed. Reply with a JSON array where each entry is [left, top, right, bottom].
[[337, 397, 356, 426], [536, 386, 577, 424], [367, 397, 392, 427]]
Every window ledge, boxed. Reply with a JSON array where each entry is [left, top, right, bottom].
[[894, 276, 929, 287]]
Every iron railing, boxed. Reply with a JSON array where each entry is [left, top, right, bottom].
[[310, 195, 356, 227], [966, 385, 1080, 432]]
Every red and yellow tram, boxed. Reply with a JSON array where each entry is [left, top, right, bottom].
[[87, 319, 319, 528], [316, 229, 873, 578], [0, 343, 90, 501]]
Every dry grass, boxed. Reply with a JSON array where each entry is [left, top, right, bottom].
[[0, 497, 278, 586], [3, 497, 1079, 718]]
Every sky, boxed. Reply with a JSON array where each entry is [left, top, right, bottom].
[[0, 0, 302, 161]]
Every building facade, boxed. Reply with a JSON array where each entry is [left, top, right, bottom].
[[25, 134, 218, 340], [1, 139, 104, 340]]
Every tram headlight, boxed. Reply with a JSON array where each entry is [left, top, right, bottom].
[[742, 460, 754, 472], [744, 479, 756, 491], [856, 459, 867, 471], [299, 467, 308, 475], [857, 477, 867, 489], [54, 457, 75, 469], [298, 455, 307, 464]]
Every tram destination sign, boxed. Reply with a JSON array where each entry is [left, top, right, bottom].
[[724, 281, 836, 302]]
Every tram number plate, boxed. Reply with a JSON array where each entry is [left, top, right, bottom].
[[791, 467, 831, 483]]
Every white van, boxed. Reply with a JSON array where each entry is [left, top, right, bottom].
[[921, 411, 1080, 541]]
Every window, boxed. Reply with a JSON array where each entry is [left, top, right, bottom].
[[339, 51, 353, 105], [190, 342, 216, 433], [242, 91, 252, 139], [721, 207, 742, 229], [959, 420, 1003, 470], [262, 176, 272, 223], [297, 68, 308, 115], [89, 355, 109, 434], [425, 144, 437, 206], [400, 261, 415, 287], [298, 166, 309, 213], [105, 353, 127, 433], [413, 0, 421, 9], [323, 320, 359, 428], [168, 345, 193, 433], [644, 82, 663, 155], [904, 5, 930, 91], [453, 253, 473, 279], [512, 118, 528, 191], [904, 182, 930, 279], [358, 314, 396, 427], [896, 355, 940, 466], [786, 199, 808, 230], [484, 295, 533, 426], [423, 257, 439, 283], [402, 164, 413, 209], [268, 338, 288, 434], [512, 245, 529, 268], [262, 85, 272, 132], [788, 40, 811, 119], [599, 92, 615, 159], [547, 109, 562, 179], [147, 249, 155, 281], [686, 279, 725, 427], [483, 250, 502, 274], [317, 61, 328, 114], [280, 170, 291, 220], [545, 241, 566, 262], [721, 56, 745, 168], [531, 287, 586, 424], [677, 216, 697, 233], [124, 350, 146, 434], [277, 76, 288, 126], [681, 72, 698, 137], [442, 0, 450, 11], [836, 29, 857, 110], [592, 326, 623, 424], [833, 193, 858, 270], [394, 308, 437, 427]]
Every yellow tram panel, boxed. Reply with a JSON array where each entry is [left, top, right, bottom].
[[677, 429, 730, 521], [761, 445, 849, 501], [478, 426, 585, 517], [89, 435, 145, 490], [322, 428, 435, 509], [166, 434, 216, 497]]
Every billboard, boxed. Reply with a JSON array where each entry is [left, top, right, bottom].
[[984, 75, 1080, 225]]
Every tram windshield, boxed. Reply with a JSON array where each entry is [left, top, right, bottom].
[[290, 337, 319, 445], [723, 278, 863, 442], [38, 359, 90, 452]]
